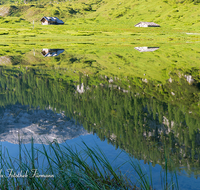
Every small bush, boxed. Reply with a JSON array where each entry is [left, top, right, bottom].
[[83, 5, 92, 11], [36, 5, 45, 8], [67, 8, 78, 14], [0, 32, 9, 35], [53, 10, 60, 16], [48, 3, 53, 7]]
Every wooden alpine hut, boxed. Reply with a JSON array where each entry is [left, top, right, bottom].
[[40, 17, 64, 25]]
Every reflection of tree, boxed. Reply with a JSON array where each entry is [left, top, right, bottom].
[[0, 67, 200, 177]]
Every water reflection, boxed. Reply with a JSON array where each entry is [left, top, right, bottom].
[[0, 105, 88, 144], [0, 42, 200, 188], [41, 49, 64, 57], [0, 56, 12, 65], [0, 66, 200, 178]]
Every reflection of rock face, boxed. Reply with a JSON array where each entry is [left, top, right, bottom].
[[0, 7, 9, 16], [134, 47, 159, 52], [41, 49, 64, 57], [184, 75, 194, 84], [142, 78, 148, 83], [0, 105, 89, 144], [0, 56, 12, 65], [76, 83, 90, 94], [77, 83, 85, 94], [169, 75, 194, 85]]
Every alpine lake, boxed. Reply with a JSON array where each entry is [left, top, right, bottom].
[[0, 40, 200, 189]]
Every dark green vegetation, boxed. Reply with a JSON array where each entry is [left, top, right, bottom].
[[0, 63, 200, 179]]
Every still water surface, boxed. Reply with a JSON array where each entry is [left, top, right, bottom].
[[0, 43, 200, 189]]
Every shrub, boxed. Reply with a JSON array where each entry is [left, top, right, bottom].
[[53, 9, 60, 16]]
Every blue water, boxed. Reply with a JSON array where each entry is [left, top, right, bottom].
[[1, 134, 200, 189]]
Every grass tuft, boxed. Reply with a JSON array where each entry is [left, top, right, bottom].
[[0, 139, 180, 189]]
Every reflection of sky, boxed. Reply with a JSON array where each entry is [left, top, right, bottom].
[[1, 134, 200, 190]]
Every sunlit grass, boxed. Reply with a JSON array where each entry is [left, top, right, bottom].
[[0, 0, 200, 42]]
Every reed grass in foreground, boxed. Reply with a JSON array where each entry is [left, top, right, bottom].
[[0, 139, 179, 190]]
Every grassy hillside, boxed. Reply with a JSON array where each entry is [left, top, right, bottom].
[[0, 0, 200, 33]]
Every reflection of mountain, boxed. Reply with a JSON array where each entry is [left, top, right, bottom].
[[0, 56, 12, 65], [0, 105, 89, 144], [134, 47, 159, 52], [83, 93, 200, 177], [77, 83, 85, 93], [41, 49, 64, 57], [0, 67, 200, 176]]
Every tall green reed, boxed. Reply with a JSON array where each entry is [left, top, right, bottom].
[[0, 139, 179, 190]]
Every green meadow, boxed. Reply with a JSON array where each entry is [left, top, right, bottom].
[[0, 0, 199, 80], [0, 0, 199, 41]]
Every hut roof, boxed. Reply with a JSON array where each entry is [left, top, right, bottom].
[[135, 22, 160, 27]]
